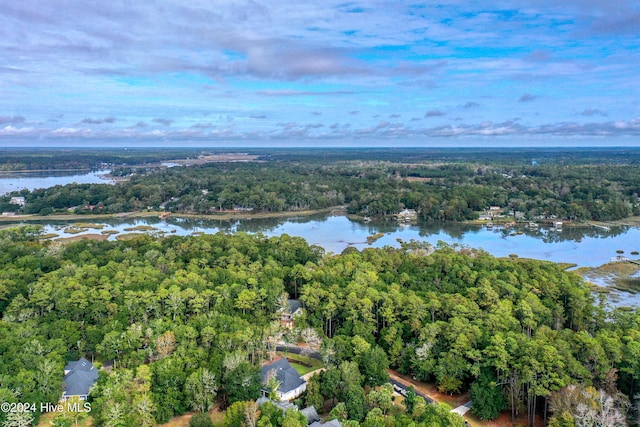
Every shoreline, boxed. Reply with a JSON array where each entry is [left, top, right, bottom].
[[3, 210, 640, 228], [0, 168, 94, 174], [0, 206, 341, 223]]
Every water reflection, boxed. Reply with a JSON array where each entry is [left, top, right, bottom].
[[32, 214, 639, 266], [21, 213, 640, 307]]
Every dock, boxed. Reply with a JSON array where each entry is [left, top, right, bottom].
[[589, 223, 611, 231], [610, 255, 640, 265]]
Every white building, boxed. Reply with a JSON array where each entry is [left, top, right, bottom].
[[10, 197, 25, 206], [261, 359, 307, 401]]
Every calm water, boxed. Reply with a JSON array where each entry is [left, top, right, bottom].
[[4, 172, 639, 306], [32, 214, 640, 306], [0, 170, 112, 196], [35, 214, 640, 268]]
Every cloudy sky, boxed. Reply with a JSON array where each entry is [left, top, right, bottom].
[[1, 0, 639, 146]]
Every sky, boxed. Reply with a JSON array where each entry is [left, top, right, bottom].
[[1, 0, 639, 147]]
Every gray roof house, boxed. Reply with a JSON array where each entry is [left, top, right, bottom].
[[288, 299, 302, 315], [257, 397, 321, 425], [261, 359, 307, 401], [62, 358, 98, 401], [301, 406, 320, 424], [309, 420, 343, 427], [256, 396, 297, 413], [281, 299, 304, 327]]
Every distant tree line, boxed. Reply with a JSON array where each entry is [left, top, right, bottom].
[[3, 157, 640, 222], [0, 148, 212, 171]]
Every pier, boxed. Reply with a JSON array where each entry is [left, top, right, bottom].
[[611, 255, 640, 265]]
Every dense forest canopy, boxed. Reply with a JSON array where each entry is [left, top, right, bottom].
[[2, 148, 640, 222], [0, 226, 638, 426], [4, 147, 640, 170]]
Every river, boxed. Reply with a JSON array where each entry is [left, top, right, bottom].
[[2, 171, 639, 307], [34, 214, 639, 267], [0, 170, 112, 196]]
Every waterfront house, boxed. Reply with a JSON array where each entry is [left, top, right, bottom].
[[9, 196, 25, 206], [396, 208, 417, 222], [488, 206, 502, 216]]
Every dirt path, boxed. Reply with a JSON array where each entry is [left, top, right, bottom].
[[388, 370, 538, 427]]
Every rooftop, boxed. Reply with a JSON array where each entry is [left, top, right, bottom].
[[261, 359, 306, 394], [63, 358, 98, 398]]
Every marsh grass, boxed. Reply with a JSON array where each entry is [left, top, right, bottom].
[[366, 232, 385, 244], [615, 278, 640, 294], [72, 222, 105, 229], [123, 225, 157, 231], [101, 229, 120, 235]]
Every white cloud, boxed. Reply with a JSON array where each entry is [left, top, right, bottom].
[[51, 127, 90, 136], [0, 125, 35, 135], [1, 1, 639, 145]]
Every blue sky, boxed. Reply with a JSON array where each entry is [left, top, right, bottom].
[[1, 0, 639, 147]]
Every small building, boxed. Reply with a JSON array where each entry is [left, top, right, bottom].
[[256, 397, 320, 424], [9, 196, 25, 206], [310, 420, 343, 427], [1, 212, 16, 216], [261, 359, 307, 401], [488, 206, 503, 217], [553, 221, 563, 230], [301, 406, 321, 424], [256, 396, 297, 412], [396, 209, 417, 222], [478, 214, 492, 221], [281, 299, 303, 327], [62, 358, 98, 401]]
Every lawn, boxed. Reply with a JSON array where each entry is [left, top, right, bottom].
[[289, 360, 317, 376], [277, 351, 323, 376]]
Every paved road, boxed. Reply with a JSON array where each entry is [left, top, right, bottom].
[[389, 378, 434, 404], [451, 401, 473, 416]]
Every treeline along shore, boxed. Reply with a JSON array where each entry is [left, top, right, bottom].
[[2, 147, 640, 223]]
